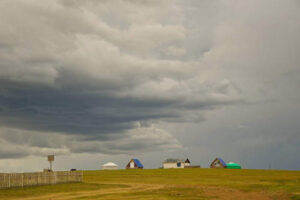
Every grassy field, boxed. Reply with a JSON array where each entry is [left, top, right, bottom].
[[0, 168, 299, 199]]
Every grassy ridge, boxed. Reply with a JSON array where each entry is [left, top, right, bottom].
[[0, 169, 299, 199]]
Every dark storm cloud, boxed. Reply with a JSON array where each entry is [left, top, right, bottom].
[[0, 80, 170, 135], [0, 0, 242, 157], [0, 76, 240, 137]]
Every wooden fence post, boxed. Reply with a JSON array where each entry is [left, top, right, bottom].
[[21, 173, 23, 188], [8, 174, 10, 188], [0, 171, 82, 189]]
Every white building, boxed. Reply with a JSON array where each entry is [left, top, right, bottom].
[[163, 158, 190, 169], [102, 162, 118, 170]]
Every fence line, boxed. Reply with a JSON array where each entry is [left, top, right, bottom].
[[0, 171, 83, 189]]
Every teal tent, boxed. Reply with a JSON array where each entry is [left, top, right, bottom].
[[226, 162, 241, 169]]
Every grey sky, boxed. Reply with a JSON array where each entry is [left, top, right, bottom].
[[0, 0, 299, 171]]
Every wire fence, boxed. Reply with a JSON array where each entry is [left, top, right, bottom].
[[0, 171, 83, 189]]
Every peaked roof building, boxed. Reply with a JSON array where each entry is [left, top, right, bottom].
[[210, 158, 227, 168], [126, 159, 144, 169]]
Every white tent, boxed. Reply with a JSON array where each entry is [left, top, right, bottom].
[[102, 162, 118, 170]]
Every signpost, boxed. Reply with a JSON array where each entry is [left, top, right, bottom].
[[48, 155, 55, 171]]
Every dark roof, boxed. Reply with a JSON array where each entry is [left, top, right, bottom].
[[164, 158, 190, 163], [217, 158, 227, 167], [133, 159, 143, 168], [165, 158, 180, 163]]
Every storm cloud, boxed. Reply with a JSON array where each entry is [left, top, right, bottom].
[[0, 0, 299, 170]]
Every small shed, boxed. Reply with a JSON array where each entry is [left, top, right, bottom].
[[210, 158, 227, 168], [126, 159, 143, 169], [102, 162, 118, 170], [226, 162, 241, 169]]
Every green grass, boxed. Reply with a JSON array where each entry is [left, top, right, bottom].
[[1, 169, 299, 199], [0, 182, 128, 199], [69, 189, 206, 200], [82, 187, 208, 200], [84, 168, 300, 190]]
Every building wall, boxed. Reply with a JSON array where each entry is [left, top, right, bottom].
[[163, 162, 185, 168], [184, 162, 190, 167], [130, 161, 135, 168]]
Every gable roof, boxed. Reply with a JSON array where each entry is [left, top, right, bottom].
[[217, 158, 227, 167], [132, 159, 143, 168]]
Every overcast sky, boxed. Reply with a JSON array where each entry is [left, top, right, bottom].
[[0, 0, 299, 172]]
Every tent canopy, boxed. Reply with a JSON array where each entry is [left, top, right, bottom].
[[226, 162, 241, 169], [102, 162, 118, 167], [132, 159, 143, 168]]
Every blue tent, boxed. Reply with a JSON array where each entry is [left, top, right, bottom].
[[133, 159, 143, 168]]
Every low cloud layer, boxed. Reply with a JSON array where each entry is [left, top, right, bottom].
[[0, 0, 299, 169], [0, 0, 244, 158], [0, 126, 181, 158]]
